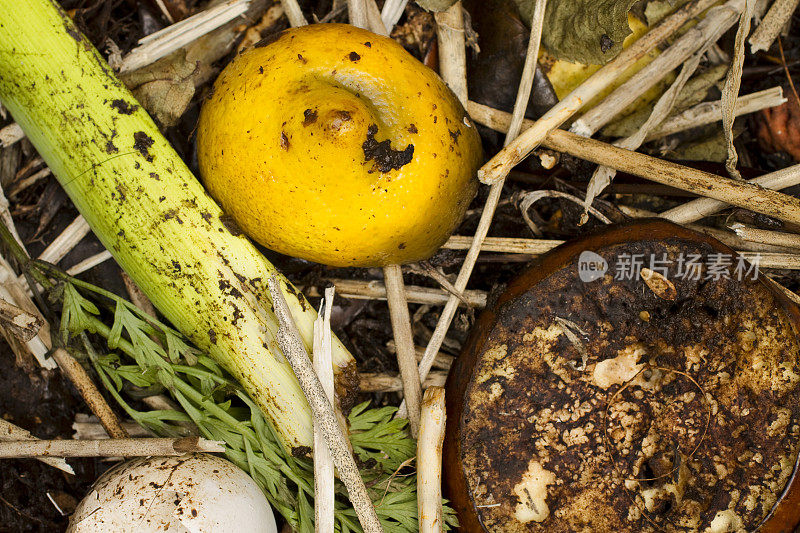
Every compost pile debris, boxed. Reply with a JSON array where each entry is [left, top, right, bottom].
[[0, 0, 799, 531]]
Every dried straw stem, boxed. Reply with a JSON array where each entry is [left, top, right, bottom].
[[359, 371, 448, 392], [365, 0, 389, 35], [72, 414, 152, 440], [730, 224, 800, 250], [302, 278, 487, 308], [646, 86, 786, 140], [383, 264, 422, 435], [313, 287, 335, 533], [0, 122, 24, 148], [347, 0, 370, 30], [506, 0, 547, 144], [417, 386, 446, 533], [267, 276, 383, 533], [121, 0, 251, 72], [0, 254, 55, 369], [65, 250, 113, 276], [0, 436, 224, 458], [574, 0, 745, 137], [281, 0, 308, 27], [434, 2, 468, 104], [468, 101, 800, 226], [659, 164, 800, 223], [37, 216, 91, 265], [52, 348, 130, 439], [0, 419, 74, 474], [380, 0, 408, 31], [448, 235, 800, 270], [749, 0, 800, 52], [721, 0, 755, 178], [478, 0, 720, 184], [0, 296, 42, 341], [408, 0, 547, 417], [445, 235, 565, 254]]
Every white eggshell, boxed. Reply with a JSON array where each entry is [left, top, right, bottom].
[[68, 453, 277, 533]]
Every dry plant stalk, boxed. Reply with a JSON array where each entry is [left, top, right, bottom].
[[65, 250, 113, 277], [0, 437, 224, 458], [383, 264, 422, 436], [360, 372, 448, 392], [646, 86, 786, 140], [659, 163, 800, 223], [573, 0, 745, 137], [435, 2, 468, 104], [0, 296, 42, 341], [120, 0, 251, 72], [582, 28, 720, 216], [506, 0, 547, 144], [313, 287, 336, 533], [9, 168, 51, 199], [365, 0, 389, 35], [52, 348, 130, 439], [37, 216, 91, 265], [0, 254, 55, 369], [0, 419, 74, 474], [267, 276, 384, 533], [417, 386, 446, 533], [722, 0, 756, 178], [72, 414, 152, 440], [0, 122, 24, 147], [730, 224, 800, 250], [448, 235, 800, 270], [0, 184, 25, 252], [347, 0, 370, 30], [444, 235, 562, 254], [121, 272, 157, 319], [478, 0, 720, 185], [302, 278, 487, 308], [468, 101, 800, 226], [749, 0, 800, 52], [380, 0, 408, 30], [408, 0, 547, 418], [544, 131, 800, 225], [387, 340, 454, 369], [281, 0, 308, 27]]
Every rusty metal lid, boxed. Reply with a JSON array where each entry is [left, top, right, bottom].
[[444, 220, 800, 532]]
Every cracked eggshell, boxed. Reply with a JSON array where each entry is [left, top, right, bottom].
[[67, 453, 277, 533]]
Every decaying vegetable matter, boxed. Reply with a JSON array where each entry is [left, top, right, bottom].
[[445, 221, 800, 531], [197, 23, 482, 267], [0, 0, 358, 451], [2, 0, 800, 530]]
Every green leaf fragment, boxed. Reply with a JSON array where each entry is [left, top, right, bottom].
[[515, 0, 639, 64]]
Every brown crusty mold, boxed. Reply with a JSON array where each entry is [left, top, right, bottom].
[[444, 219, 800, 532]]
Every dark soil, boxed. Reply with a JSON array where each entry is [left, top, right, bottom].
[[0, 342, 99, 532]]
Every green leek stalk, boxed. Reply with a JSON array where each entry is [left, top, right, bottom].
[[0, 0, 358, 450]]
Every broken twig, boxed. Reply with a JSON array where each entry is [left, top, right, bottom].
[[417, 386, 446, 533], [313, 287, 335, 533], [0, 437, 224, 458], [383, 264, 422, 436], [267, 276, 383, 533]]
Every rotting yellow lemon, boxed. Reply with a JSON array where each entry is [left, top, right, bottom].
[[197, 23, 482, 267]]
